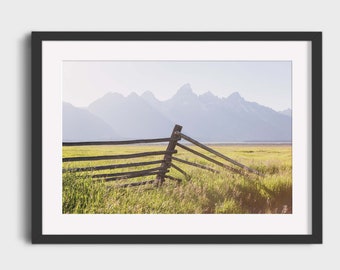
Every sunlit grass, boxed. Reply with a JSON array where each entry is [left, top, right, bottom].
[[62, 144, 292, 214]]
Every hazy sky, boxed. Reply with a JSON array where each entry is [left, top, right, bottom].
[[63, 61, 291, 111]]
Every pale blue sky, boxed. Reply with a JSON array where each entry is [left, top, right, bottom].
[[63, 61, 291, 111]]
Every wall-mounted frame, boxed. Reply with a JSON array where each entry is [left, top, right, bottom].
[[32, 32, 322, 244]]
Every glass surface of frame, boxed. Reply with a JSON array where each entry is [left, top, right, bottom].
[[32, 32, 322, 244]]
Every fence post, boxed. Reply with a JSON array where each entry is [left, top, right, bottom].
[[155, 124, 182, 185]]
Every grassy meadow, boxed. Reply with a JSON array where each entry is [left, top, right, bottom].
[[62, 144, 292, 214]]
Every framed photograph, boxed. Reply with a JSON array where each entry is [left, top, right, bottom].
[[32, 32, 322, 244]]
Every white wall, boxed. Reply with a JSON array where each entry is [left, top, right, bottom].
[[1, 0, 338, 269]]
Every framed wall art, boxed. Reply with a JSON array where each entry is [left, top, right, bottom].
[[32, 32, 322, 244]]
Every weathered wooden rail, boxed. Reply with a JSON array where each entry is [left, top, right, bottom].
[[63, 137, 172, 146], [176, 142, 242, 174], [62, 124, 262, 188], [178, 133, 261, 175], [63, 125, 182, 187], [62, 150, 176, 162], [64, 159, 164, 173]]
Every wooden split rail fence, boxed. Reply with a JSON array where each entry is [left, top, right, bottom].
[[63, 124, 262, 188]]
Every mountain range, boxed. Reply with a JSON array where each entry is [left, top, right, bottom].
[[63, 84, 292, 142]]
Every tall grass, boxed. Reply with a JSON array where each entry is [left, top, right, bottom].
[[63, 171, 106, 213], [62, 145, 292, 214]]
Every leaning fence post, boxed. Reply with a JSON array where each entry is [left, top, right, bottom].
[[155, 124, 182, 185]]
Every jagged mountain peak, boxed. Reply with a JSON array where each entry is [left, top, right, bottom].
[[104, 92, 124, 99], [179, 83, 193, 92], [127, 92, 139, 99], [172, 84, 197, 101], [226, 91, 244, 101], [141, 91, 161, 109], [201, 91, 214, 97], [67, 84, 291, 142], [88, 92, 125, 109], [141, 90, 156, 99], [199, 91, 220, 104], [176, 83, 194, 94]]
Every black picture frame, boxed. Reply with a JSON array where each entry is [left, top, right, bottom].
[[32, 32, 322, 244]]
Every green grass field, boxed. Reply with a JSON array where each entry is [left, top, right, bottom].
[[62, 144, 292, 214]]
